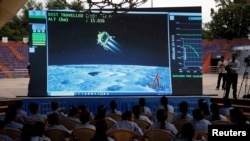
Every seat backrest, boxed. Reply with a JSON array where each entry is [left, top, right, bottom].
[[71, 128, 96, 141], [172, 119, 189, 131], [58, 118, 80, 130], [134, 119, 151, 132], [140, 113, 153, 121], [104, 118, 116, 129], [144, 129, 174, 141], [108, 129, 141, 141], [44, 129, 70, 141], [3, 128, 21, 140], [106, 113, 122, 122], [193, 131, 208, 141], [211, 120, 231, 125], [166, 112, 175, 123]]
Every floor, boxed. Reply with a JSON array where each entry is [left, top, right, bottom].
[[0, 74, 248, 99]]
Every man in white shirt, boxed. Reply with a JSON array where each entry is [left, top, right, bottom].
[[216, 56, 228, 90], [224, 53, 240, 99]]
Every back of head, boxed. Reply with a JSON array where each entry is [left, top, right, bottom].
[[139, 97, 146, 106], [210, 103, 219, 114], [198, 98, 210, 115], [80, 110, 90, 124], [180, 123, 195, 140], [15, 100, 24, 109], [95, 105, 107, 120], [21, 123, 33, 141], [179, 101, 188, 113], [109, 100, 117, 111], [192, 108, 204, 120], [51, 101, 59, 110], [68, 105, 78, 117], [47, 113, 59, 126], [132, 105, 141, 119], [156, 109, 167, 122], [122, 111, 133, 121], [28, 102, 39, 114], [33, 121, 45, 136], [160, 96, 168, 105]]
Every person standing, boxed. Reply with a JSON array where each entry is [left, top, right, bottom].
[[216, 56, 228, 90], [224, 53, 240, 99]]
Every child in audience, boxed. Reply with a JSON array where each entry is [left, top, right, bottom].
[[148, 109, 178, 135]]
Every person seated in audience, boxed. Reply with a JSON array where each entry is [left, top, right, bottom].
[[15, 101, 27, 124], [77, 104, 95, 121], [106, 100, 122, 115], [219, 99, 234, 116], [31, 121, 51, 141], [62, 105, 80, 122], [0, 120, 14, 141], [138, 97, 152, 115], [16, 123, 33, 141], [95, 105, 116, 123], [91, 119, 114, 141], [229, 108, 250, 125], [26, 102, 47, 123], [148, 109, 178, 135], [45, 113, 72, 134], [5, 104, 25, 125], [4, 108, 23, 130], [107, 111, 143, 136], [171, 123, 205, 141], [156, 96, 174, 113], [205, 103, 228, 122], [189, 108, 211, 132], [47, 101, 67, 118], [197, 99, 211, 118], [132, 105, 153, 125], [74, 110, 96, 130], [173, 101, 193, 122]]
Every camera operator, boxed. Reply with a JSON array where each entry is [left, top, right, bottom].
[[224, 53, 240, 99]]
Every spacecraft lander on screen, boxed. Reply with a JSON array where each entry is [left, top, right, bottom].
[[97, 31, 122, 54]]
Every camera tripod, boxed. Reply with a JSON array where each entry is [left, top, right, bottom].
[[238, 66, 250, 98]]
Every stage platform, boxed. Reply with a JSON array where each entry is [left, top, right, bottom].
[[0, 74, 250, 115]]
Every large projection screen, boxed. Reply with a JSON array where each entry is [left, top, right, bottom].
[[28, 7, 202, 97]]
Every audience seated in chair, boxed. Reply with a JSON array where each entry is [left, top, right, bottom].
[[107, 111, 143, 136], [106, 100, 122, 116], [138, 97, 152, 115], [74, 110, 96, 130], [15, 101, 27, 124], [31, 121, 51, 141], [189, 108, 211, 132], [148, 109, 178, 135], [229, 108, 250, 125], [45, 113, 72, 134], [171, 123, 205, 141], [90, 119, 114, 141], [47, 101, 67, 118], [132, 105, 153, 125], [4, 107, 23, 130], [26, 102, 47, 124], [205, 103, 228, 122], [15, 123, 32, 141], [94, 105, 117, 123], [219, 99, 234, 117], [173, 101, 193, 122], [0, 120, 14, 141], [77, 104, 95, 121], [197, 99, 211, 118], [156, 96, 174, 113]]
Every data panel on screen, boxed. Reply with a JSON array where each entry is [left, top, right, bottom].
[[28, 7, 202, 97]]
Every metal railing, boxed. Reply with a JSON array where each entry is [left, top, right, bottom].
[[0, 69, 28, 78]]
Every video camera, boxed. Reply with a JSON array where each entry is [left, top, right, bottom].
[[244, 55, 250, 66]]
